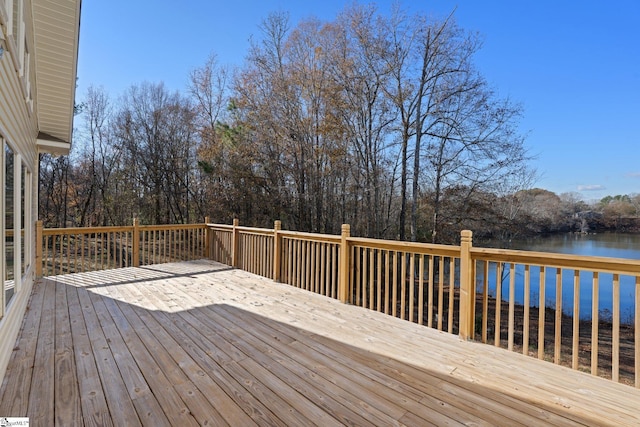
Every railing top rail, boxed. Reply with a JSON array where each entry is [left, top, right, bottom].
[[42, 223, 207, 235], [207, 223, 234, 231], [280, 230, 341, 244], [140, 224, 205, 231], [236, 226, 274, 235], [42, 225, 133, 235], [348, 236, 461, 257], [472, 247, 640, 275]]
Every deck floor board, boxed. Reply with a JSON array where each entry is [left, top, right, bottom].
[[1, 260, 639, 426]]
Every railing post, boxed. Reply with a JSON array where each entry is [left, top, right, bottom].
[[459, 230, 474, 340], [273, 220, 282, 282], [338, 224, 351, 303], [132, 218, 140, 267], [36, 220, 43, 277], [204, 216, 210, 259], [231, 218, 240, 268]]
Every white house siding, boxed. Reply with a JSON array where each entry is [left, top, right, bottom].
[[0, 0, 79, 384]]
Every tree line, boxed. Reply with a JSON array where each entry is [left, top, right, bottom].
[[38, 4, 637, 244]]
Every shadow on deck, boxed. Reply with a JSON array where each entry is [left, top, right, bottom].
[[0, 260, 638, 425]]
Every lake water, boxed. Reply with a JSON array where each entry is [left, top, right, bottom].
[[480, 233, 640, 322]]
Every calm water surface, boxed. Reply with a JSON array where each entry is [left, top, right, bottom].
[[481, 233, 640, 322]]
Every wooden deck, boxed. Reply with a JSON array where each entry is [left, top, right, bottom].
[[0, 260, 638, 426]]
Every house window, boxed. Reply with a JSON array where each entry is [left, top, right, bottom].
[[4, 141, 14, 308], [24, 40, 31, 104], [6, 0, 25, 75], [20, 162, 27, 277], [11, 0, 18, 40]]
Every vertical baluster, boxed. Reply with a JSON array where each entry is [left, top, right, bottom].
[[173, 228, 177, 262], [269, 235, 273, 278], [108, 231, 112, 269], [288, 239, 294, 286], [355, 247, 362, 305], [591, 272, 599, 376], [428, 256, 434, 328], [310, 241, 316, 292], [448, 258, 455, 333], [81, 233, 86, 272], [300, 238, 306, 288], [247, 234, 251, 272], [249, 234, 253, 273], [239, 233, 244, 270], [400, 252, 407, 320], [482, 261, 489, 343], [305, 240, 311, 291], [266, 234, 270, 277], [384, 250, 390, 315], [164, 229, 168, 263], [185, 228, 189, 261], [291, 239, 297, 287], [508, 263, 516, 351], [613, 273, 620, 382], [172, 229, 176, 262], [409, 253, 415, 323], [349, 245, 356, 302], [52, 234, 56, 276], [298, 238, 303, 288], [362, 247, 367, 307], [258, 234, 261, 274], [315, 242, 320, 293], [369, 248, 375, 309], [298, 239, 303, 288], [418, 255, 425, 325], [554, 268, 563, 364], [244, 234, 248, 271], [99, 232, 103, 270], [264, 234, 268, 276], [320, 243, 327, 296], [523, 265, 531, 356], [74, 233, 78, 273], [70, 233, 74, 273], [161, 229, 164, 263], [538, 267, 546, 360], [332, 244, 338, 298], [392, 252, 398, 317], [495, 262, 503, 347], [572, 269, 581, 370], [68, 233, 72, 272], [262, 235, 266, 277], [377, 249, 383, 313], [59, 234, 63, 273], [52, 234, 57, 275], [438, 257, 445, 331], [253, 234, 257, 273], [282, 238, 288, 284]]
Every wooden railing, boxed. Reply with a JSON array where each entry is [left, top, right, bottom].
[[36, 218, 640, 387], [206, 220, 640, 388], [36, 219, 208, 276], [471, 247, 640, 387]]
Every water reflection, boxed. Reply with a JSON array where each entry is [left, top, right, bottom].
[[479, 233, 640, 322]]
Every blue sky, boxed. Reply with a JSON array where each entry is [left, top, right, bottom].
[[76, 1, 640, 201]]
